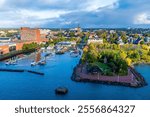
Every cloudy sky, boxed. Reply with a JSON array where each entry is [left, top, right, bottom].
[[0, 0, 150, 28]]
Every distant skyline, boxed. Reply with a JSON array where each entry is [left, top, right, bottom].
[[0, 0, 150, 28]]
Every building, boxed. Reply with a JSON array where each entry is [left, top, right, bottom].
[[87, 39, 103, 44], [0, 42, 16, 55], [8, 30, 18, 33], [20, 27, 41, 42], [0, 27, 48, 55], [0, 31, 6, 37], [0, 37, 11, 42], [70, 25, 82, 35], [144, 37, 150, 43]]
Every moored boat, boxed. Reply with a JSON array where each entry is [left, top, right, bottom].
[[38, 59, 46, 65], [70, 50, 79, 57], [5, 60, 17, 65], [31, 61, 37, 66]]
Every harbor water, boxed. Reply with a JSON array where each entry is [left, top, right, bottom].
[[0, 52, 150, 100]]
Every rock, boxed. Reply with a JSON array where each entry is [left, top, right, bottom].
[[55, 87, 68, 95]]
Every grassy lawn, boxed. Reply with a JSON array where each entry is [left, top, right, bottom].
[[91, 62, 112, 74]]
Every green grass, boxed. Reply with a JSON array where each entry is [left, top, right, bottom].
[[91, 62, 112, 73]]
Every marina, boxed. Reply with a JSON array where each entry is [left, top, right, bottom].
[[0, 51, 149, 100]]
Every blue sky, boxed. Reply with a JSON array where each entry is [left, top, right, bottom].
[[0, 0, 150, 28]]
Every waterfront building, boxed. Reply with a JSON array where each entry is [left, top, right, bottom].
[[0, 42, 16, 55], [20, 27, 41, 42], [0, 27, 48, 55]]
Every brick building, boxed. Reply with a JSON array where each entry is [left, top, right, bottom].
[[0, 27, 48, 55], [20, 27, 41, 42]]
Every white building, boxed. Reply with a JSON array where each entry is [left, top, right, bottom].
[[0, 37, 11, 42], [40, 29, 51, 35], [87, 38, 103, 44]]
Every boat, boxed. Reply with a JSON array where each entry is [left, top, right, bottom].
[[38, 59, 46, 65], [5, 61, 11, 65], [5, 60, 17, 65], [70, 50, 79, 57], [11, 61, 17, 65], [44, 53, 51, 57], [56, 51, 64, 55], [31, 61, 37, 66]]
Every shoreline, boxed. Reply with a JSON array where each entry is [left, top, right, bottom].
[[0, 49, 36, 61], [71, 64, 147, 88]]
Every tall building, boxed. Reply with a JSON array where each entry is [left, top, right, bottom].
[[20, 27, 41, 42]]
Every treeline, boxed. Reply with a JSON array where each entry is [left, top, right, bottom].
[[81, 43, 150, 76], [22, 42, 39, 51]]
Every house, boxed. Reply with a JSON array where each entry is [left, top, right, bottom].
[[133, 38, 142, 44], [55, 41, 76, 49], [117, 37, 124, 45], [144, 37, 150, 43], [0, 31, 6, 37], [87, 38, 103, 44]]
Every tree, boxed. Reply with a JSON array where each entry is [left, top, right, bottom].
[[121, 32, 127, 43], [125, 58, 132, 66], [120, 51, 127, 60]]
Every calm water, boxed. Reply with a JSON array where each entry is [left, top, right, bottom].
[[0, 53, 150, 100]]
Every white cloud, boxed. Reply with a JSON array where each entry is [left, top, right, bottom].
[[19, 9, 70, 19], [0, 0, 5, 6], [134, 13, 150, 24], [61, 21, 72, 25], [0, 20, 44, 28], [82, 0, 118, 11], [38, 0, 71, 5], [0, 0, 150, 28], [0, 9, 70, 27]]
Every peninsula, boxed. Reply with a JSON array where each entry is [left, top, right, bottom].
[[72, 43, 149, 88]]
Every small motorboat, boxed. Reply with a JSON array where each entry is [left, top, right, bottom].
[[31, 61, 37, 66], [38, 59, 46, 65], [5, 61, 11, 65], [11, 61, 17, 65], [5, 60, 17, 65]]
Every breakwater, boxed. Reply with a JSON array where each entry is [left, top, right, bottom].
[[71, 64, 147, 88], [129, 66, 147, 87], [0, 68, 44, 75]]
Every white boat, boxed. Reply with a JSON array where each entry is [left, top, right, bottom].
[[31, 61, 37, 66], [38, 59, 46, 65], [5, 60, 17, 65], [5, 61, 11, 65], [11, 61, 17, 65], [70, 50, 79, 57]]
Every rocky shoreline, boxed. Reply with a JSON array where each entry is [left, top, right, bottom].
[[71, 64, 147, 88]]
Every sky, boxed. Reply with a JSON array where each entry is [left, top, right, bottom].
[[0, 0, 150, 28]]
